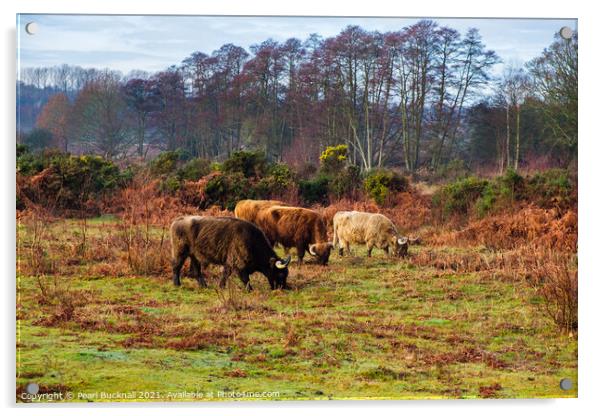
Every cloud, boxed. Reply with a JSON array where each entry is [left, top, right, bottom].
[[17, 14, 577, 74]]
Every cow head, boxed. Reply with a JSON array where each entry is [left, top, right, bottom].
[[391, 235, 409, 258], [309, 242, 334, 265], [269, 255, 291, 289]]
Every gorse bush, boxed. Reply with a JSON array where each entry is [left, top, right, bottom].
[[203, 172, 255, 210], [364, 169, 409, 206], [16, 144, 29, 158], [434, 169, 575, 220], [329, 165, 361, 199], [159, 176, 181, 195], [475, 169, 524, 217], [298, 175, 330, 204], [255, 163, 294, 198], [526, 169, 574, 209], [18, 151, 128, 211], [221, 151, 267, 178], [18, 141, 576, 222], [149, 150, 183, 176], [176, 158, 212, 181], [432, 176, 490, 219], [17, 147, 57, 176], [319, 144, 348, 174]]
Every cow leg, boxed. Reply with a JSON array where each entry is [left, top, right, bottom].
[[219, 266, 231, 288], [367, 243, 374, 258], [267, 275, 276, 290], [172, 249, 188, 287], [383, 245, 390, 257], [190, 255, 208, 288], [296, 245, 305, 266], [237, 270, 253, 291], [338, 239, 344, 257]]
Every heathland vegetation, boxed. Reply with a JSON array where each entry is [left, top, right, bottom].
[[16, 143, 577, 400], [16, 21, 577, 401]]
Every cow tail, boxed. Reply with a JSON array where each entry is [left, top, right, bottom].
[[332, 220, 339, 248], [170, 223, 178, 260]]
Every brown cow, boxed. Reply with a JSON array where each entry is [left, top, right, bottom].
[[234, 199, 284, 224], [255, 206, 333, 265]]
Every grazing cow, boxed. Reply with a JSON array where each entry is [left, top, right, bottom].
[[255, 206, 333, 265], [234, 199, 284, 224], [332, 211, 410, 258], [170, 216, 291, 291]]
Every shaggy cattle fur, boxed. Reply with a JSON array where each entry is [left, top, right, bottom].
[[170, 216, 291, 290], [332, 211, 409, 257], [234, 199, 284, 224], [255, 206, 333, 265]]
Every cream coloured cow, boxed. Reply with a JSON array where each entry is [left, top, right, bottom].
[[332, 211, 409, 258]]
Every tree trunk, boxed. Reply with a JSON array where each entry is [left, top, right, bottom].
[[505, 104, 511, 172], [514, 103, 520, 171]]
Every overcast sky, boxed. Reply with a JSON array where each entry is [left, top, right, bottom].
[[17, 14, 577, 78]]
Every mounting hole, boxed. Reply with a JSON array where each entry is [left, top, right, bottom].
[[25, 382, 39, 395], [559, 378, 573, 391], [559, 26, 573, 40], [25, 22, 38, 35]]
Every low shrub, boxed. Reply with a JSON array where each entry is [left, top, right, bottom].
[[159, 176, 181, 195], [221, 150, 267, 178], [472, 169, 574, 218], [329, 165, 362, 199], [149, 150, 183, 176], [298, 175, 330, 205], [432, 176, 489, 220], [18, 153, 128, 212], [17, 147, 62, 176], [526, 169, 574, 209], [16, 143, 29, 158], [364, 169, 409, 206], [202, 172, 255, 210], [255, 163, 294, 198], [474, 169, 524, 217], [176, 158, 212, 181], [430, 207, 577, 252], [530, 254, 578, 333]]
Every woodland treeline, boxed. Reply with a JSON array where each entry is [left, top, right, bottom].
[[17, 21, 577, 173]]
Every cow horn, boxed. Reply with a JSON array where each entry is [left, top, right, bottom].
[[309, 244, 317, 256], [276, 256, 291, 269], [398, 237, 408, 245]]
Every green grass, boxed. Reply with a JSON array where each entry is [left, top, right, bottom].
[[16, 218, 577, 402]]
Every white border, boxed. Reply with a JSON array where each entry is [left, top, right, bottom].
[[3, 1, 601, 415]]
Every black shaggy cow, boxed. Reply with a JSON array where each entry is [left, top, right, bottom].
[[170, 216, 291, 290]]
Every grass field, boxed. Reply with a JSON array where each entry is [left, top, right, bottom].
[[16, 216, 577, 402]]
